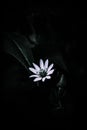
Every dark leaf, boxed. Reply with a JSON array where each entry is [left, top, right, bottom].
[[3, 32, 34, 70], [49, 53, 68, 72], [57, 74, 66, 87]]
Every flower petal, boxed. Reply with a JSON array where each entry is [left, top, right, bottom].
[[33, 63, 40, 71], [47, 69, 54, 75], [29, 67, 37, 74], [47, 63, 54, 72], [45, 59, 49, 69], [29, 75, 40, 78], [40, 59, 44, 69], [46, 76, 51, 79], [33, 77, 42, 82], [42, 77, 46, 82]]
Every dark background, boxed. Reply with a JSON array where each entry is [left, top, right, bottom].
[[2, 3, 87, 128]]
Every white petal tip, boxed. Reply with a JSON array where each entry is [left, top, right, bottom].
[[33, 77, 42, 82], [40, 59, 44, 69], [46, 76, 51, 79], [45, 59, 49, 69], [29, 67, 37, 74], [42, 77, 46, 82], [47, 69, 54, 75]]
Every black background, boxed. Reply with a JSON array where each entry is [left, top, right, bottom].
[[2, 2, 87, 128]]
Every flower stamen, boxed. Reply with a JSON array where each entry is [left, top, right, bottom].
[[39, 69, 47, 78]]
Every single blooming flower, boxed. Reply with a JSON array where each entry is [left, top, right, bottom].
[[29, 59, 54, 82]]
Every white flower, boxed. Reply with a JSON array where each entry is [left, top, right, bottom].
[[29, 59, 54, 82]]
